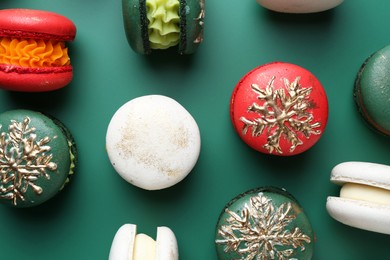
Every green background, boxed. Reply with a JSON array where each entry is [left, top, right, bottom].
[[0, 0, 389, 259]]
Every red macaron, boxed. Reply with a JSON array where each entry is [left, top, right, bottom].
[[0, 9, 76, 92], [230, 62, 328, 156]]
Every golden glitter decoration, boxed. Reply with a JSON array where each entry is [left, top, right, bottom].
[[0, 117, 57, 205], [240, 76, 321, 154], [194, 0, 205, 44], [216, 192, 311, 260]]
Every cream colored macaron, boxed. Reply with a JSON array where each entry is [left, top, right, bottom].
[[106, 95, 201, 190], [256, 0, 343, 13], [109, 224, 178, 260], [326, 161, 390, 234]]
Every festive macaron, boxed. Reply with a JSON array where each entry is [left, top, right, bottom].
[[215, 187, 314, 259], [109, 224, 178, 260], [326, 162, 390, 234], [0, 109, 77, 207], [354, 45, 390, 136], [256, 0, 343, 13], [106, 95, 201, 190], [230, 62, 328, 156], [0, 9, 76, 92], [122, 0, 205, 54]]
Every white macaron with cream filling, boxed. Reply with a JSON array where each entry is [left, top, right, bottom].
[[326, 161, 390, 234], [109, 224, 179, 260]]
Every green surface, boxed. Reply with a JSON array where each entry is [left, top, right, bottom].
[[0, 1, 389, 259]]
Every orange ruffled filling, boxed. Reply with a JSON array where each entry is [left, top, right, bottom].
[[0, 38, 70, 68]]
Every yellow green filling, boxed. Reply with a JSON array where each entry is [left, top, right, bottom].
[[146, 0, 180, 49], [59, 140, 76, 191]]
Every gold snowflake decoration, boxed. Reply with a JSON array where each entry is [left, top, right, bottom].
[[0, 117, 57, 206], [240, 76, 321, 154], [216, 192, 311, 260]]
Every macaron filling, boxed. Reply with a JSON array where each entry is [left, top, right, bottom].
[[0, 37, 70, 68], [340, 183, 390, 206], [133, 234, 156, 259], [146, 0, 180, 49]]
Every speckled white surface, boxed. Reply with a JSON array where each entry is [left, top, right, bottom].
[[106, 95, 201, 190]]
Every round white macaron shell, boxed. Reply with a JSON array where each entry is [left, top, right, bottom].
[[326, 162, 390, 234], [327, 197, 390, 235], [256, 0, 343, 13], [109, 224, 137, 260], [156, 227, 179, 260], [106, 95, 201, 190], [329, 161, 390, 190]]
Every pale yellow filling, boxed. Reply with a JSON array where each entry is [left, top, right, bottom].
[[340, 183, 390, 205], [133, 234, 156, 260]]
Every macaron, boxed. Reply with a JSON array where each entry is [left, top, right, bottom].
[[354, 45, 390, 136], [215, 187, 314, 259], [0, 109, 77, 207], [106, 95, 201, 190], [122, 0, 205, 54], [256, 0, 343, 13], [230, 62, 328, 156], [326, 162, 390, 234], [109, 224, 178, 260], [0, 9, 76, 92]]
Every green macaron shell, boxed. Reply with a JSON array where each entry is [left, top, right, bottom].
[[0, 110, 76, 207], [122, 0, 151, 54], [354, 45, 390, 136], [215, 187, 314, 260], [122, 0, 204, 54], [178, 0, 204, 54]]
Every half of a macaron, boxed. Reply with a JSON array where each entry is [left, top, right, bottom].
[[109, 224, 179, 260], [0, 109, 77, 207], [122, 0, 205, 54], [354, 45, 390, 136], [326, 161, 390, 234], [0, 9, 76, 92], [256, 0, 343, 13]]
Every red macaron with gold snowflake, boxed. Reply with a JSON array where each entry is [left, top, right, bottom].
[[230, 62, 328, 156]]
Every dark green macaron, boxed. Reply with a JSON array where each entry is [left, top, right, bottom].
[[215, 187, 314, 260], [122, 0, 205, 54], [354, 45, 390, 136], [0, 109, 77, 208]]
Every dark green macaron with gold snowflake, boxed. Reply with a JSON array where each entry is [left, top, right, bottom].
[[0, 109, 77, 208], [215, 187, 314, 259], [122, 0, 205, 54]]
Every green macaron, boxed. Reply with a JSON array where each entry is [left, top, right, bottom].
[[215, 187, 314, 260], [0, 109, 77, 208], [122, 0, 205, 54], [354, 45, 390, 136]]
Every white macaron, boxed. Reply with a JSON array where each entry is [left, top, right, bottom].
[[326, 161, 390, 234], [109, 224, 178, 260], [256, 0, 343, 13], [106, 95, 201, 190]]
